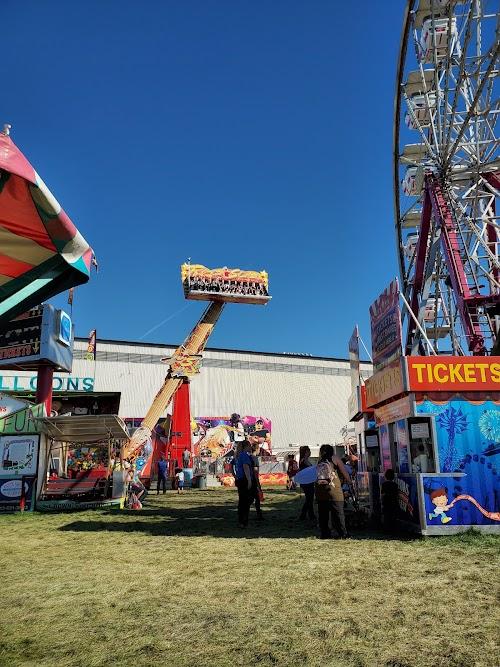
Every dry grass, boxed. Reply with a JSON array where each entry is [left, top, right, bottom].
[[0, 488, 498, 667]]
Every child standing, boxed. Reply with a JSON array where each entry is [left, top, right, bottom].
[[175, 468, 185, 494]]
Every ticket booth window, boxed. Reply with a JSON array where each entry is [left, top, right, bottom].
[[395, 419, 410, 473], [364, 431, 380, 472], [408, 417, 436, 473]]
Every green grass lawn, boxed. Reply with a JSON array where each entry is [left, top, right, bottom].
[[0, 488, 498, 667]]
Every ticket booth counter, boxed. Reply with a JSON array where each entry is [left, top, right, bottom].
[[356, 356, 500, 535]]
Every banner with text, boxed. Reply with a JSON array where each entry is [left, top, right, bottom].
[[369, 279, 402, 372]]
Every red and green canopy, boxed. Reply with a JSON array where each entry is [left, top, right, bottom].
[[0, 133, 92, 322]]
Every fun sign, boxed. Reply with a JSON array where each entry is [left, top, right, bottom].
[[407, 357, 500, 392]]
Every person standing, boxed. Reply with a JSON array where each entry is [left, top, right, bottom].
[[341, 456, 353, 503], [298, 446, 316, 523], [234, 440, 254, 528], [286, 454, 299, 490], [157, 454, 168, 495], [250, 442, 264, 520], [412, 444, 430, 473], [175, 468, 185, 494], [182, 447, 191, 469], [315, 445, 351, 539], [230, 413, 245, 451], [381, 468, 399, 532]]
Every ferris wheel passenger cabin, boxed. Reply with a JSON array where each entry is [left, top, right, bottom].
[[404, 70, 437, 130], [419, 17, 458, 62]]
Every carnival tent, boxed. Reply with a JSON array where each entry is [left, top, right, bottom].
[[0, 131, 92, 322]]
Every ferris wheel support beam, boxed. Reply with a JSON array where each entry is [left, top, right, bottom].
[[405, 187, 433, 353], [427, 174, 487, 354], [483, 172, 500, 291]]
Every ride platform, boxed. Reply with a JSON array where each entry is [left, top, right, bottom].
[[181, 263, 271, 305], [185, 290, 270, 305]]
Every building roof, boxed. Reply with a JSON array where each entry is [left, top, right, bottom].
[[74, 336, 372, 365]]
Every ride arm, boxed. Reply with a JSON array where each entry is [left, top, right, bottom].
[[123, 301, 225, 457]]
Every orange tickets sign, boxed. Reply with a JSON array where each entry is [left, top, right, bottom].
[[407, 357, 500, 392]]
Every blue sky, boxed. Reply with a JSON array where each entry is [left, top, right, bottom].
[[3, 1, 403, 358]]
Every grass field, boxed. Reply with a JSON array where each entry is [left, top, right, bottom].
[[0, 488, 499, 667]]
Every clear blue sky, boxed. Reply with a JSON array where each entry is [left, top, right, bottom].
[[4, 1, 403, 358]]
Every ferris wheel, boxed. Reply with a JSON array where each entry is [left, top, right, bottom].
[[394, 0, 500, 356]]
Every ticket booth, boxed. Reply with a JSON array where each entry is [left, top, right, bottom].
[[357, 356, 500, 534]]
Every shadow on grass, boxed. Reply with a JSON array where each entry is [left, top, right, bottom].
[[57, 489, 422, 541]]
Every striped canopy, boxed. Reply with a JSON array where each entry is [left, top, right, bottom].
[[0, 133, 92, 323]]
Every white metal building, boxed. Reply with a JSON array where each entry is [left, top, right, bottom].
[[0, 338, 372, 451]]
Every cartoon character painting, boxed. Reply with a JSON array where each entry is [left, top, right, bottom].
[[426, 485, 500, 525], [428, 488, 452, 524]]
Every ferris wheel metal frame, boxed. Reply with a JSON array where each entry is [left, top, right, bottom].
[[394, 0, 500, 357]]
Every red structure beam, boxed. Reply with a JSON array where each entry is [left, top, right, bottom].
[[36, 366, 53, 416], [426, 175, 486, 354], [168, 380, 192, 473], [406, 187, 432, 353]]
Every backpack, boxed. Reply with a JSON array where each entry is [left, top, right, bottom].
[[315, 461, 340, 501]]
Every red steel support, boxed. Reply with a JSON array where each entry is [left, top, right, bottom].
[[168, 380, 192, 472], [427, 175, 486, 354], [36, 365, 53, 415], [406, 186, 433, 353]]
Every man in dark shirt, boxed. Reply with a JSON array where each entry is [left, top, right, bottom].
[[157, 454, 168, 495], [381, 468, 399, 532], [250, 443, 264, 520]]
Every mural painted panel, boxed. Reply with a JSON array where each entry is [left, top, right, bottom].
[[416, 398, 500, 526], [193, 415, 272, 459]]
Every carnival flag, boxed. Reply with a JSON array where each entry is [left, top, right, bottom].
[[68, 288, 74, 306], [348, 325, 360, 393], [85, 329, 96, 360]]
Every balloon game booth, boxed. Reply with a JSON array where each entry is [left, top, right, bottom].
[[35, 414, 130, 511], [351, 356, 500, 534]]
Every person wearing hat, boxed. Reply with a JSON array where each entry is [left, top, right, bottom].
[[230, 413, 245, 449]]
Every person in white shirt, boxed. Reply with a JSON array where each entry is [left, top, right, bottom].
[[230, 414, 245, 448], [175, 469, 185, 494], [413, 444, 430, 473]]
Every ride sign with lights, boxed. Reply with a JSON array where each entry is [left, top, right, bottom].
[[0, 304, 74, 372], [407, 357, 500, 392]]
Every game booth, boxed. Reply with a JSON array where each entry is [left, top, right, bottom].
[[35, 414, 130, 511], [351, 356, 500, 534]]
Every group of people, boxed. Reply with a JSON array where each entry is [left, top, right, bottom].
[[188, 276, 268, 297], [156, 452, 189, 494], [233, 442, 353, 538], [296, 445, 352, 539]]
